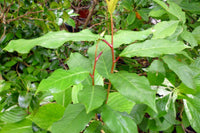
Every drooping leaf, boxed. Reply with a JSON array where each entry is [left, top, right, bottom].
[[4, 29, 100, 54], [78, 85, 106, 113], [107, 92, 135, 113], [163, 55, 195, 89], [154, 0, 186, 23], [130, 104, 147, 124], [0, 107, 27, 123], [192, 26, 200, 44], [152, 21, 179, 39], [183, 95, 200, 132], [101, 105, 138, 133], [36, 68, 89, 94], [52, 87, 72, 107], [51, 104, 94, 133], [0, 119, 33, 133], [120, 39, 188, 57], [30, 103, 65, 130], [109, 71, 157, 112]]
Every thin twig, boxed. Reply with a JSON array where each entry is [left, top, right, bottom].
[[83, 0, 97, 29]]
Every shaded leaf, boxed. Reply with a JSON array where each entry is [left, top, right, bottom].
[[18, 92, 32, 108], [127, 11, 136, 25]]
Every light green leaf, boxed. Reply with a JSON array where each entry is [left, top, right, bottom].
[[101, 105, 138, 133], [52, 88, 72, 107], [72, 84, 83, 104], [147, 60, 165, 85], [0, 119, 33, 133], [153, 21, 179, 39], [105, 29, 152, 48], [163, 55, 195, 89], [78, 85, 106, 113], [183, 95, 200, 132], [4, 29, 99, 54], [88, 43, 112, 78], [106, 0, 119, 14], [30, 103, 65, 130], [120, 39, 188, 57], [154, 0, 186, 23], [149, 7, 166, 17], [107, 92, 135, 113], [18, 92, 32, 108], [67, 52, 92, 72], [192, 26, 200, 44], [127, 11, 136, 25], [36, 68, 89, 94], [109, 71, 157, 112], [0, 107, 27, 123], [181, 30, 198, 48], [51, 104, 94, 133]]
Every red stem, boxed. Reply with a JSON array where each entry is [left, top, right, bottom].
[[102, 39, 113, 48]]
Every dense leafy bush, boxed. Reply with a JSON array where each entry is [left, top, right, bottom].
[[1, 0, 200, 132]]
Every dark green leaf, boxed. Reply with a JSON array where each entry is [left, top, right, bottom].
[[127, 11, 136, 25]]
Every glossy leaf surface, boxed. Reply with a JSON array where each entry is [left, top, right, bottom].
[[109, 71, 157, 112], [36, 68, 89, 94], [51, 104, 94, 133], [120, 39, 188, 57]]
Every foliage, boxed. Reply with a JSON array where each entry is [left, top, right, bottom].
[[1, 0, 200, 132]]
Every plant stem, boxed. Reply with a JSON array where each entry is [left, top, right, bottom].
[[106, 13, 115, 104]]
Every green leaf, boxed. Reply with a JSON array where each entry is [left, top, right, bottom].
[[36, 68, 89, 94], [52, 87, 72, 107], [51, 104, 94, 133], [72, 84, 83, 104], [67, 52, 92, 72], [0, 107, 27, 123], [88, 43, 112, 78], [149, 7, 166, 17], [78, 85, 106, 113], [181, 30, 198, 48], [4, 29, 99, 54], [30, 103, 65, 130], [153, 21, 179, 39], [127, 11, 136, 25], [109, 71, 157, 112], [154, 0, 186, 23], [183, 95, 200, 132], [105, 29, 152, 48], [0, 119, 33, 133], [120, 39, 188, 57], [107, 92, 135, 113], [192, 26, 200, 44], [147, 60, 165, 85], [130, 104, 147, 124], [163, 55, 195, 89], [101, 105, 138, 133]]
